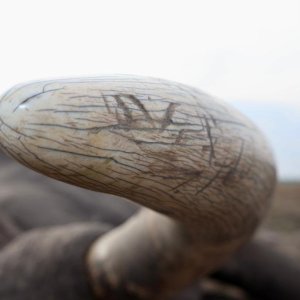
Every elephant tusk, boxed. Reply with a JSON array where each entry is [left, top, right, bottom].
[[0, 75, 276, 299]]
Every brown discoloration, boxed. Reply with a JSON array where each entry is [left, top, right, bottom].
[[160, 102, 180, 131]]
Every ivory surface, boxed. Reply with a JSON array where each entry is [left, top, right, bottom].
[[0, 75, 276, 298]]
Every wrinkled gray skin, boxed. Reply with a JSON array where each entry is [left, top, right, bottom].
[[0, 151, 300, 300]]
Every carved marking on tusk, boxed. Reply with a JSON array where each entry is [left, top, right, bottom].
[[0, 75, 276, 299]]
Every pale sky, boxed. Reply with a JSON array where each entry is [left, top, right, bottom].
[[0, 0, 299, 179], [0, 0, 299, 104]]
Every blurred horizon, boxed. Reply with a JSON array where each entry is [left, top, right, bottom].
[[232, 100, 300, 181]]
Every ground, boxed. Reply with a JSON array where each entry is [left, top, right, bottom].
[[202, 181, 300, 300], [263, 181, 300, 261]]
